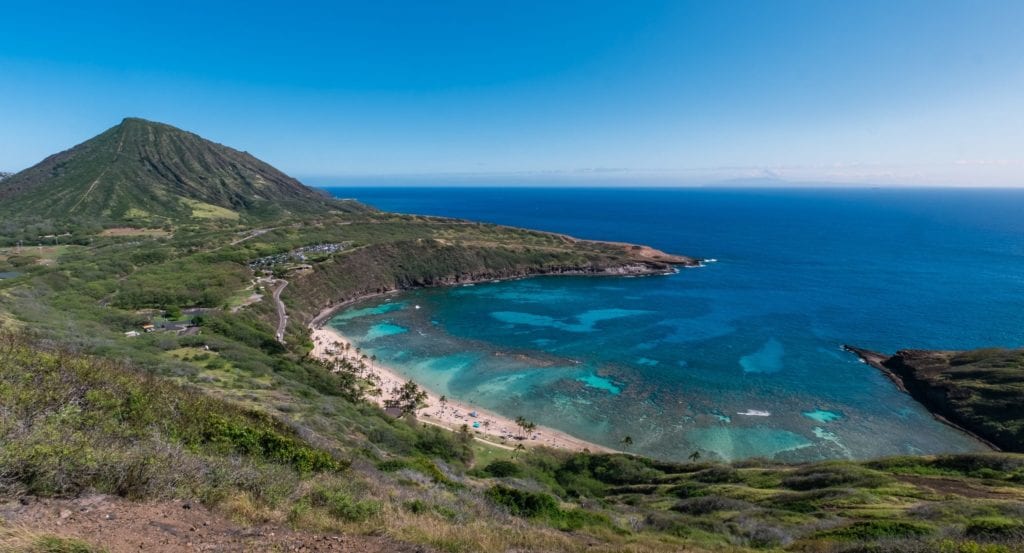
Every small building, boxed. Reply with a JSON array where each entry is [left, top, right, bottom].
[[142, 324, 155, 332], [124, 330, 141, 338]]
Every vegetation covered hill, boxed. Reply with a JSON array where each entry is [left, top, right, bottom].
[[3, 333, 1024, 553], [2, 119, 1023, 552], [846, 347, 1024, 453], [0, 118, 364, 228]]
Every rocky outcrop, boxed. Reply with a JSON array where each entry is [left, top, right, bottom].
[[844, 346, 1024, 452]]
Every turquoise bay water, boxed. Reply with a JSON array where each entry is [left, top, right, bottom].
[[323, 187, 1024, 462]]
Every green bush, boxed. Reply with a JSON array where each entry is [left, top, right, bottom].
[[964, 516, 1024, 538], [403, 499, 428, 514], [192, 414, 345, 473], [782, 463, 890, 490], [376, 456, 450, 484], [484, 484, 610, 531], [486, 485, 561, 518], [306, 487, 381, 522], [483, 460, 521, 478], [0, 333, 344, 501], [414, 425, 473, 464], [818, 520, 934, 540], [691, 465, 742, 484]]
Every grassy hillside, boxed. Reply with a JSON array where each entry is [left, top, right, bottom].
[[3, 119, 1023, 552], [2, 218, 1023, 552], [0, 118, 366, 229], [3, 334, 1024, 552]]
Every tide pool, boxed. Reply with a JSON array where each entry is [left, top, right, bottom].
[[324, 187, 1024, 462]]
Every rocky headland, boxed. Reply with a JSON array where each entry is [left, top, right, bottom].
[[844, 345, 1024, 452]]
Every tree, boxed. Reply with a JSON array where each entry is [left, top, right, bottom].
[[514, 416, 536, 439], [439, 395, 448, 411], [621, 436, 634, 449], [394, 380, 428, 415], [513, 443, 526, 459], [688, 450, 701, 462], [370, 354, 377, 369]]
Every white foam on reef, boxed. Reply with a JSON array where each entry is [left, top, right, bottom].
[[737, 409, 771, 417]]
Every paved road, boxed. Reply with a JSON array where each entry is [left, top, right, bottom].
[[271, 279, 288, 343]]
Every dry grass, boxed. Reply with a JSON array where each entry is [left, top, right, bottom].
[[0, 525, 107, 552]]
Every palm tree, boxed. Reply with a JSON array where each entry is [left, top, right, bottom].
[[513, 443, 526, 459], [370, 354, 377, 369], [395, 380, 428, 415], [621, 436, 634, 449], [514, 416, 529, 438], [439, 395, 448, 412], [688, 450, 701, 462], [514, 416, 536, 439]]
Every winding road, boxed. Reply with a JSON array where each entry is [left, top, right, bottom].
[[269, 278, 288, 343]]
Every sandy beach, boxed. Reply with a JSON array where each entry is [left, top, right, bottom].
[[310, 324, 611, 453]]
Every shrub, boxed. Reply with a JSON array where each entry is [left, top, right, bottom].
[[484, 484, 610, 531], [191, 414, 346, 474], [782, 464, 890, 490], [558, 454, 663, 485], [671, 496, 753, 515], [483, 460, 521, 478], [691, 465, 742, 484], [306, 487, 381, 522], [964, 516, 1024, 539], [818, 520, 934, 540], [0, 333, 344, 502], [403, 499, 428, 514], [486, 485, 561, 518], [377, 456, 450, 484], [414, 425, 473, 464]]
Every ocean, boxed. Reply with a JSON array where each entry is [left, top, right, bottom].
[[319, 186, 1024, 462]]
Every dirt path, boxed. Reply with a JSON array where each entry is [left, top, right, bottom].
[[229, 227, 276, 246], [0, 495, 429, 553]]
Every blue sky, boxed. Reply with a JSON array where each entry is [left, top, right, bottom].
[[2, 1, 1023, 186]]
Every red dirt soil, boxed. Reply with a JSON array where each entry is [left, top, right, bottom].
[[1, 495, 431, 552]]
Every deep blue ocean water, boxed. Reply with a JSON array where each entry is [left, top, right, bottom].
[[320, 187, 1024, 462]]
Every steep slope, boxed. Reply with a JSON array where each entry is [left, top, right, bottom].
[[0, 118, 359, 225], [845, 346, 1024, 452]]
